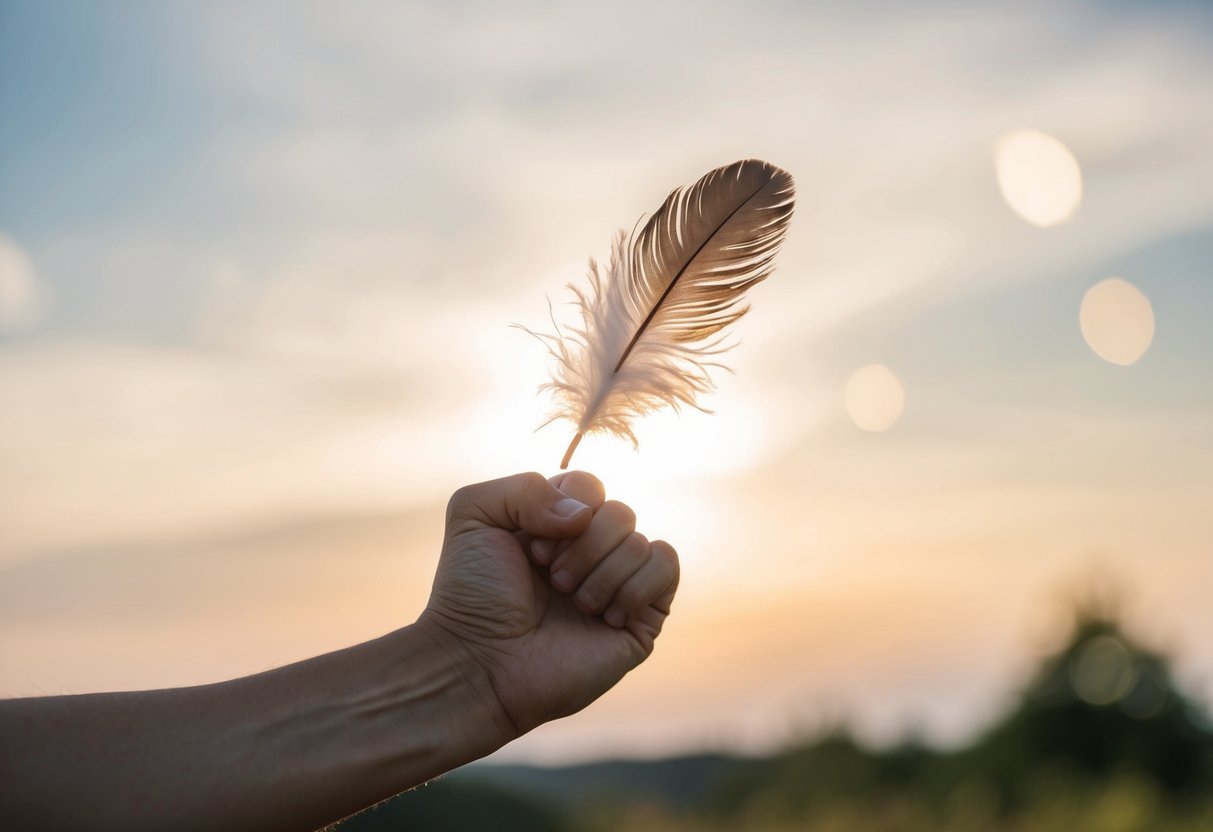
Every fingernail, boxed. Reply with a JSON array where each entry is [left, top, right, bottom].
[[605, 607, 626, 628], [532, 539, 555, 563], [554, 498, 589, 518], [551, 569, 575, 592]]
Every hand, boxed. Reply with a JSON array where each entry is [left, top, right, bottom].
[[418, 471, 679, 736]]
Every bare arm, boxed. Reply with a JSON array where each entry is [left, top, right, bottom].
[[0, 471, 679, 831], [1, 623, 510, 831]]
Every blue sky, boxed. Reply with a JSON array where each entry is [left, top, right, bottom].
[[1, 0, 1212, 762]]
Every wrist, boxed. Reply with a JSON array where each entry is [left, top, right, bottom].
[[404, 614, 520, 758]]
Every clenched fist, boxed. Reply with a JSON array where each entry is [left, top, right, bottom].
[[419, 471, 680, 735]]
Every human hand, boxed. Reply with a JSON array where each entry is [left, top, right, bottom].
[[418, 471, 679, 737]]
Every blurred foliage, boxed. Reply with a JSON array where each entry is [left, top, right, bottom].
[[338, 606, 1213, 831]]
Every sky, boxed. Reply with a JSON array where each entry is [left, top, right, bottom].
[[1, 0, 1212, 764]]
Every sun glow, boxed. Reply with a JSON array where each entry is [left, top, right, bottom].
[[439, 332, 783, 573]]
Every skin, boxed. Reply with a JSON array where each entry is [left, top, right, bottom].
[[0, 470, 679, 832]]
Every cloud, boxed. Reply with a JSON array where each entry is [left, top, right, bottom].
[[0, 337, 479, 562], [189, 0, 1213, 354], [0, 234, 50, 332]]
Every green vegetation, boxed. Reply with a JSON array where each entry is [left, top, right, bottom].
[[338, 608, 1213, 831]]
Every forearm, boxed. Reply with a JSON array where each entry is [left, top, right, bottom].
[[0, 622, 517, 832]]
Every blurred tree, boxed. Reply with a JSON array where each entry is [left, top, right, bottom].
[[953, 609, 1213, 809]]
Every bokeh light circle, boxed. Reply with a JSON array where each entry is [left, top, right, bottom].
[[0, 234, 44, 332], [1070, 635, 1137, 705], [1080, 278, 1155, 366], [844, 364, 905, 432], [994, 129, 1083, 227]]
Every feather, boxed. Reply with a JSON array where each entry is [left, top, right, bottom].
[[526, 158, 795, 469]]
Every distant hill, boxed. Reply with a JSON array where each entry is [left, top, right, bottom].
[[477, 752, 758, 811], [333, 777, 565, 832]]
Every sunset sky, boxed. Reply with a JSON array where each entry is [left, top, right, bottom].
[[2, 0, 1212, 764]]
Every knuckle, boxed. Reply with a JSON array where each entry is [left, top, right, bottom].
[[615, 585, 645, 612], [554, 540, 590, 572], [516, 471, 548, 491], [621, 531, 650, 561], [565, 470, 605, 497], [446, 484, 475, 519], [654, 541, 681, 593], [576, 580, 610, 614], [558, 552, 598, 582], [653, 540, 679, 569], [599, 500, 637, 531]]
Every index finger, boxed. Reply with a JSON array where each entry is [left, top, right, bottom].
[[548, 470, 606, 510], [527, 470, 607, 564]]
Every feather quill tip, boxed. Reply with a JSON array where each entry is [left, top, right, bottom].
[[560, 433, 583, 470]]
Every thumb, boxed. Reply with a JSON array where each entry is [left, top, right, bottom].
[[446, 472, 593, 539]]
